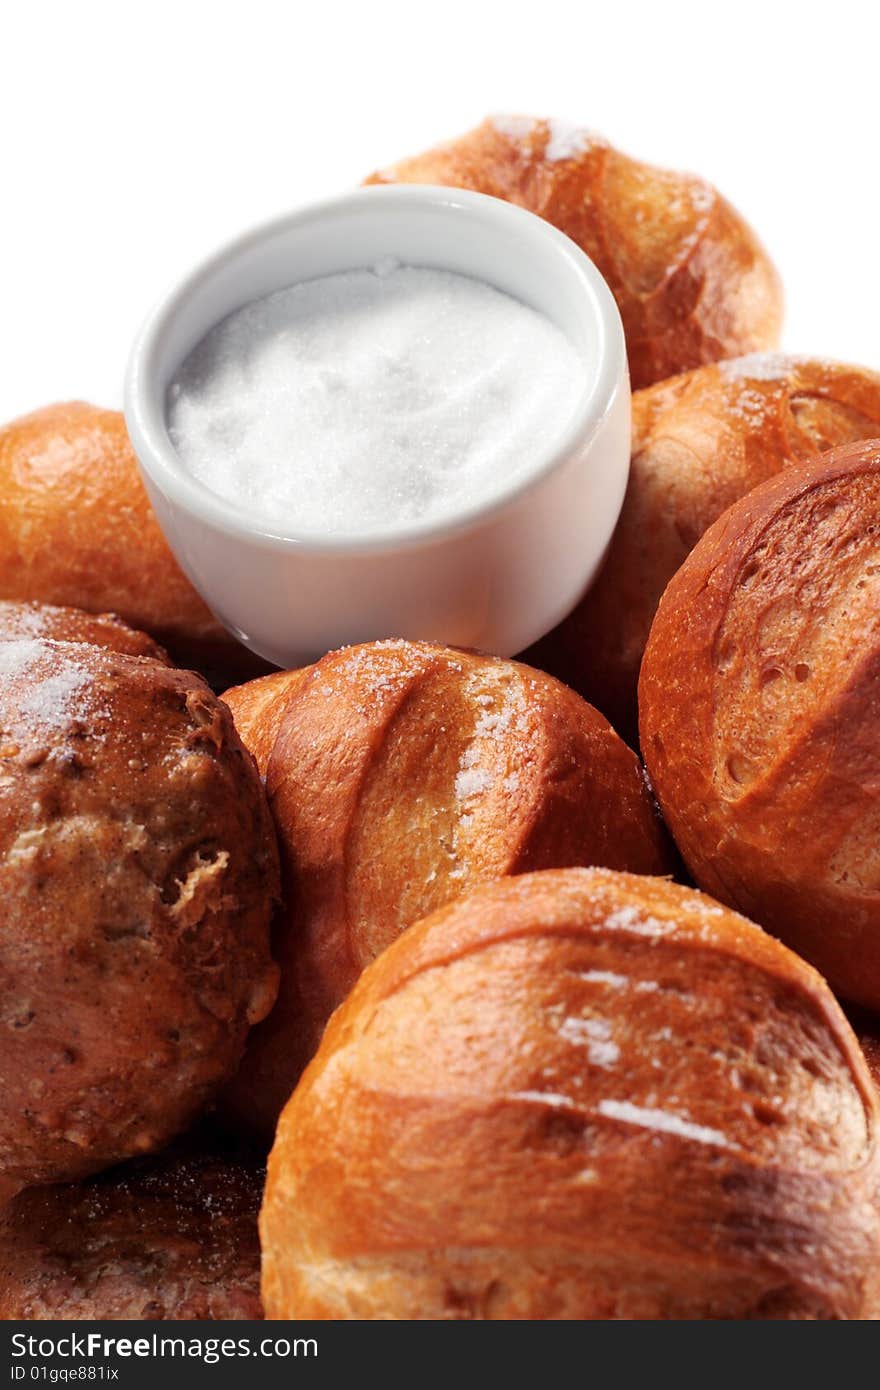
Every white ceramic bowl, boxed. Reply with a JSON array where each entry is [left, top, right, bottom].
[[125, 185, 630, 669]]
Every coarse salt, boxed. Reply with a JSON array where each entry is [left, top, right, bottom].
[[544, 118, 597, 162], [598, 1098, 729, 1147], [167, 264, 584, 538]]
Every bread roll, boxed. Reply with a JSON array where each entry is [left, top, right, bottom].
[[0, 628, 280, 1195], [639, 440, 880, 1008], [0, 402, 262, 681], [223, 641, 671, 1136], [366, 117, 783, 389], [526, 355, 880, 741], [261, 868, 880, 1320], [0, 598, 171, 664], [0, 1139, 263, 1319]]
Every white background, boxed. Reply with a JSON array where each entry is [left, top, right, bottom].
[[2, 0, 877, 423]]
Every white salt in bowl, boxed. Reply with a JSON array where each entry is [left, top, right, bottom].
[[125, 185, 630, 669]]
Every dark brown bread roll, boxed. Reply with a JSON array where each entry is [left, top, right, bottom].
[[0, 629, 280, 1197], [526, 356, 880, 741], [366, 117, 783, 389], [261, 869, 880, 1320], [0, 402, 264, 682], [0, 1140, 263, 1320], [639, 440, 880, 1008], [222, 641, 671, 1138]]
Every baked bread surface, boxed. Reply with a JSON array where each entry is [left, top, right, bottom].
[[0, 1138, 264, 1320], [261, 868, 879, 1320], [0, 624, 280, 1193], [0, 598, 171, 664], [222, 667, 308, 777], [639, 440, 880, 1008], [222, 640, 671, 1135], [526, 355, 880, 739], [0, 402, 259, 679]]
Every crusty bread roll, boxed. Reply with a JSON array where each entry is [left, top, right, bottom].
[[222, 667, 308, 777], [526, 355, 880, 741], [0, 402, 263, 680], [0, 1138, 263, 1319], [261, 868, 880, 1320], [639, 440, 880, 1009], [222, 641, 671, 1136], [367, 117, 783, 389], [0, 598, 171, 664], [0, 624, 280, 1196]]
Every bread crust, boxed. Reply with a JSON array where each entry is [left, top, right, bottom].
[[261, 868, 880, 1320], [0, 402, 261, 681], [856, 1025, 880, 1098], [222, 641, 671, 1136], [222, 668, 308, 777], [367, 117, 783, 389], [639, 440, 880, 1008], [526, 356, 880, 741], [0, 1138, 263, 1320], [0, 629, 280, 1191], [0, 598, 171, 664]]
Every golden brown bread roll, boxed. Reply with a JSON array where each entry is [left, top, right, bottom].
[[526, 355, 880, 741], [0, 628, 280, 1195], [367, 117, 783, 389], [222, 667, 308, 777], [0, 598, 171, 664], [0, 1139, 263, 1319], [261, 868, 880, 1320], [0, 402, 263, 681], [639, 440, 880, 1009], [223, 641, 671, 1136]]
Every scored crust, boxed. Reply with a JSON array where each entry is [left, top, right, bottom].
[[639, 440, 880, 1008], [222, 641, 671, 1136], [261, 867, 879, 1320], [525, 355, 880, 741]]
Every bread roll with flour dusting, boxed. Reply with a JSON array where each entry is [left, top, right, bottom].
[[640, 440, 880, 1009], [0, 619, 279, 1198], [526, 354, 880, 740], [222, 641, 671, 1136], [261, 869, 880, 1320], [0, 598, 171, 664]]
